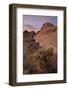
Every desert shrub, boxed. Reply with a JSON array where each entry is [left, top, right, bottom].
[[47, 47, 53, 56], [46, 47, 53, 60], [30, 48, 48, 73]]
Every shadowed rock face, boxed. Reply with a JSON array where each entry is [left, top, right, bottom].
[[23, 22, 57, 74], [23, 31, 42, 74], [23, 31, 36, 58]]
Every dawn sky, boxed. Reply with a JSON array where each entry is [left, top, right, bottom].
[[23, 15, 57, 30]]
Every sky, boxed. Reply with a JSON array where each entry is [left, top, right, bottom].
[[23, 15, 57, 30]]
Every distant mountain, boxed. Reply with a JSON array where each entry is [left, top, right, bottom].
[[23, 25, 39, 33], [34, 22, 57, 53]]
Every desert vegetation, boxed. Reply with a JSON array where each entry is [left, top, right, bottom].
[[23, 22, 57, 74]]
